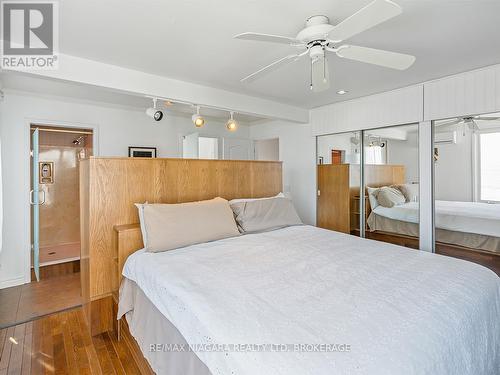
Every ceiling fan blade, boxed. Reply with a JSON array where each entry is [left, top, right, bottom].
[[328, 0, 402, 42], [336, 45, 415, 70], [234, 32, 302, 45], [475, 116, 500, 121], [241, 52, 306, 83], [311, 56, 330, 93]]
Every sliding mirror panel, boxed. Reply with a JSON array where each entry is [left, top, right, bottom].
[[363, 124, 420, 249], [316, 132, 362, 236], [433, 112, 500, 275]]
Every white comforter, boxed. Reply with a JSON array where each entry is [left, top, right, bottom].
[[373, 200, 500, 237], [122, 225, 500, 375]]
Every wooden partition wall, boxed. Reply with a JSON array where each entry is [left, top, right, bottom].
[[80, 157, 282, 334]]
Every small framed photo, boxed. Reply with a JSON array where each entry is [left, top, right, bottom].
[[128, 147, 157, 158]]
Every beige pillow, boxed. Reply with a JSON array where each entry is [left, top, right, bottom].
[[230, 197, 302, 233], [375, 187, 406, 208], [396, 183, 419, 202], [137, 197, 240, 252]]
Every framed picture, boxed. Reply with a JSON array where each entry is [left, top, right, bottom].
[[128, 147, 157, 158]]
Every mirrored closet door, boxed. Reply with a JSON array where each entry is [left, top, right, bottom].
[[316, 124, 420, 251], [363, 124, 420, 249], [433, 112, 500, 274]]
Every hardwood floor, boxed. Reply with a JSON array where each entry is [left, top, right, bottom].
[[0, 307, 152, 374], [0, 273, 82, 329]]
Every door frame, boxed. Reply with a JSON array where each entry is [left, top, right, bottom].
[[24, 118, 100, 283]]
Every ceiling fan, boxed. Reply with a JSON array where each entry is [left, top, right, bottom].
[[234, 0, 415, 92], [438, 115, 500, 135]]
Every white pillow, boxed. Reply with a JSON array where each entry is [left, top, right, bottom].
[[229, 192, 284, 205], [136, 197, 240, 252], [366, 187, 379, 210]]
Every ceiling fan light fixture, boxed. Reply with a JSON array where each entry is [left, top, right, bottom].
[[226, 111, 238, 131], [234, 0, 415, 91]]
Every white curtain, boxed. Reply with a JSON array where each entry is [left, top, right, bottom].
[[365, 145, 386, 164]]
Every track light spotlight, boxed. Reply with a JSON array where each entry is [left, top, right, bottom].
[[146, 98, 163, 122], [192, 106, 205, 128], [226, 111, 238, 131]]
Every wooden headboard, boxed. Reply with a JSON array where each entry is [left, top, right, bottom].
[[80, 157, 282, 334], [113, 223, 142, 288]]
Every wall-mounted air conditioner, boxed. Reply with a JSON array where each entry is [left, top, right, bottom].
[[434, 131, 457, 145]]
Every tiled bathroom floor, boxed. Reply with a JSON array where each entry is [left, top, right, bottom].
[[39, 242, 80, 264]]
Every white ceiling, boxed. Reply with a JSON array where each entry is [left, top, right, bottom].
[[57, 0, 500, 108], [0, 72, 264, 123]]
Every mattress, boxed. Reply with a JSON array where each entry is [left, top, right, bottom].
[[367, 212, 500, 253], [372, 200, 500, 238], [121, 225, 500, 375]]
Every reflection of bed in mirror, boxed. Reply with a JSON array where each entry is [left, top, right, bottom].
[[368, 200, 500, 252], [317, 162, 500, 275], [366, 192, 500, 275]]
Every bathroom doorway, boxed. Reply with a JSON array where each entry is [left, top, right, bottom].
[[0, 125, 95, 326], [0, 125, 94, 328], [30, 125, 93, 281]]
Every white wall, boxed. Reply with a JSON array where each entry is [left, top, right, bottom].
[[434, 132, 473, 201], [249, 121, 316, 225], [386, 130, 419, 184], [0, 91, 250, 288], [424, 64, 500, 121], [254, 138, 279, 161]]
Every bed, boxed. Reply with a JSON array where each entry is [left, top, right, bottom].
[[118, 225, 500, 375], [367, 200, 500, 253]]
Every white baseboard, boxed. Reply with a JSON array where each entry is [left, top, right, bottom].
[[0, 276, 27, 289]]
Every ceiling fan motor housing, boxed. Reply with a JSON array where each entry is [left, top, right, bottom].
[[296, 15, 334, 44]]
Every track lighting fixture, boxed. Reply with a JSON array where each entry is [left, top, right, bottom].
[[192, 106, 205, 128], [143, 96, 243, 129], [226, 111, 238, 131], [145, 98, 163, 122]]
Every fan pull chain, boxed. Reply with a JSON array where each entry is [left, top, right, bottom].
[[323, 53, 327, 83], [310, 59, 313, 91]]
